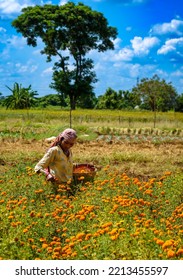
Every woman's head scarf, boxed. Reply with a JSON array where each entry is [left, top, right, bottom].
[[50, 128, 77, 148]]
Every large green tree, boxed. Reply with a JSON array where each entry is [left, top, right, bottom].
[[12, 2, 117, 109], [132, 75, 177, 112]]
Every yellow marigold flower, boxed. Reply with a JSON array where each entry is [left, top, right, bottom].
[[23, 228, 28, 233]]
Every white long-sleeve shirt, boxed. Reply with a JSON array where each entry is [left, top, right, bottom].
[[35, 145, 73, 183]]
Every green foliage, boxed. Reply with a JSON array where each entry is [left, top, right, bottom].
[[132, 75, 178, 112], [35, 94, 68, 108], [12, 2, 117, 110], [96, 88, 140, 109], [175, 93, 183, 112], [3, 82, 38, 109]]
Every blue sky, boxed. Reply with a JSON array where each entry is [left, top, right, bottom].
[[0, 0, 183, 97]]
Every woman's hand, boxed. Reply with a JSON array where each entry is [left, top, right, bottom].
[[46, 173, 55, 182]]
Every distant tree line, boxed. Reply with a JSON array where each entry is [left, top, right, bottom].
[[0, 75, 183, 112]]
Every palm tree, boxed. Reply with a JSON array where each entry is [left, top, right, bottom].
[[4, 82, 37, 109]]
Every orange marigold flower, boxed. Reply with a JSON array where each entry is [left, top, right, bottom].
[[164, 171, 172, 176], [40, 237, 46, 242], [71, 252, 77, 257], [53, 247, 62, 252], [176, 249, 183, 256], [110, 234, 119, 240], [119, 228, 126, 233], [167, 250, 175, 258], [76, 232, 85, 239], [162, 240, 174, 250], [42, 243, 48, 249], [8, 215, 14, 219], [109, 228, 118, 235], [101, 222, 113, 228], [85, 233, 92, 240], [156, 239, 164, 246], [28, 238, 34, 243], [79, 215, 86, 221], [30, 211, 35, 217]]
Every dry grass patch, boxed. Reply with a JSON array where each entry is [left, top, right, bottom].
[[1, 139, 183, 180]]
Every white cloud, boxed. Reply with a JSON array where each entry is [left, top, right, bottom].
[[0, 0, 44, 15], [100, 36, 159, 63], [157, 37, 183, 55], [0, 0, 26, 14], [0, 27, 6, 32], [150, 19, 183, 36], [131, 36, 159, 55], [41, 67, 53, 76], [171, 69, 183, 77], [113, 38, 122, 49], [15, 61, 38, 73], [7, 35, 27, 48], [113, 47, 134, 61], [59, 0, 68, 6]]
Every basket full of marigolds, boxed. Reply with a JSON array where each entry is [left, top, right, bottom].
[[73, 163, 96, 183]]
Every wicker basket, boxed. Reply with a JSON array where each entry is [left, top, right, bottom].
[[73, 163, 96, 183]]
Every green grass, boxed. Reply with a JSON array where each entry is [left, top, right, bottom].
[[0, 108, 183, 141]]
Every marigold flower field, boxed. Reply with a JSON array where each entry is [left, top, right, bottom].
[[0, 165, 182, 260], [0, 109, 183, 260]]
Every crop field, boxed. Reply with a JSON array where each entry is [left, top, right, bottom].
[[0, 109, 183, 260]]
